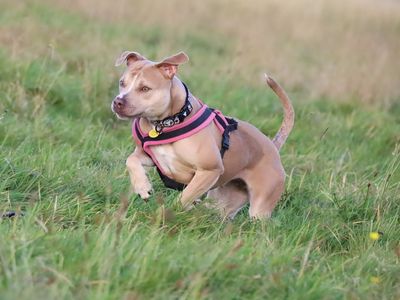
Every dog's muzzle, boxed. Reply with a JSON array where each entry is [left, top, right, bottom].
[[111, 96, 134, 120], [113, 96, 125, 110]]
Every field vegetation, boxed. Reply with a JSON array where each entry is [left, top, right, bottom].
[[0, 0, 399, 299]]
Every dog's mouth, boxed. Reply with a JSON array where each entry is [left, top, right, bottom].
[[114, 112, 131, 120], [111, 102, 141, 120]]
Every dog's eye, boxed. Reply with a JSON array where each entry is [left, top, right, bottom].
[[141, 86, 151, 92], [119, 79, 125, 87]]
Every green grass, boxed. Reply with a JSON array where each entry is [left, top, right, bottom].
[[1, 1, 400, 299]]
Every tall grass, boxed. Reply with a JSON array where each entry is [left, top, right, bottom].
[[0, 0, 399, 299]]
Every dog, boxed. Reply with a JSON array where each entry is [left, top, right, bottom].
[[111, 51, 294, 219]]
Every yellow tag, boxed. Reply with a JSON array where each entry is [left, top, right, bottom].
[[149, 129, 160, 138]]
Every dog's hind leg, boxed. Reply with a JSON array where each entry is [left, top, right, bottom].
[[207, 179, 249, 219], [243, 160, 285, 219]]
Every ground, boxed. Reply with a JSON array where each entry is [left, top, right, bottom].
[[0, 0, 399, 299]]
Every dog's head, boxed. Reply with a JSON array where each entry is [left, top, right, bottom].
[[111, 51, 189, 120]]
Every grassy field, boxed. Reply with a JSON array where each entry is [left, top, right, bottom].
[[1, 0, 400, 299]]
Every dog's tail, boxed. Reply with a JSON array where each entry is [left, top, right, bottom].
[[264, 74, 295, 151]]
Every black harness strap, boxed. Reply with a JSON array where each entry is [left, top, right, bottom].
[[137, 107, 213, 145], [213, 112, 238, 158], [156, 167, 186, 191]]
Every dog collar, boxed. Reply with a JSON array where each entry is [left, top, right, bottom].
[[151, 82, 193, 136]]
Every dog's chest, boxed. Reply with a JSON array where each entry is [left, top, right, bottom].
[[151, 144, 181, 175]]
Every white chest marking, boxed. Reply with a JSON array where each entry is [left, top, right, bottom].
[[151, 145, 178, 174]]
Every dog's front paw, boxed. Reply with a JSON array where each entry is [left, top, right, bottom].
[[133, 180, 153, 200]]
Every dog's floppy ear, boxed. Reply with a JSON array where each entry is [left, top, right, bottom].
[[155, 52, 189, 79], [115, 51, 146, 67]]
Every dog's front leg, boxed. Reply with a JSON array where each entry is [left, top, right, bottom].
[[126, 147, 154, 200], [180, 167, 223, 209]]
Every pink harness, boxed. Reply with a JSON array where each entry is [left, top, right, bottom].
[[132, 99, 238, 190]]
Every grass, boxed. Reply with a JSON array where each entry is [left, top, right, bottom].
[[1, 0, 400, 299]]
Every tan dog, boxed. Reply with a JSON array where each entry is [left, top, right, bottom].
[[111, 51, 294, 219]]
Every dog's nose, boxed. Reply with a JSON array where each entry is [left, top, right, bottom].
[[113, 97, 124, 109]]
